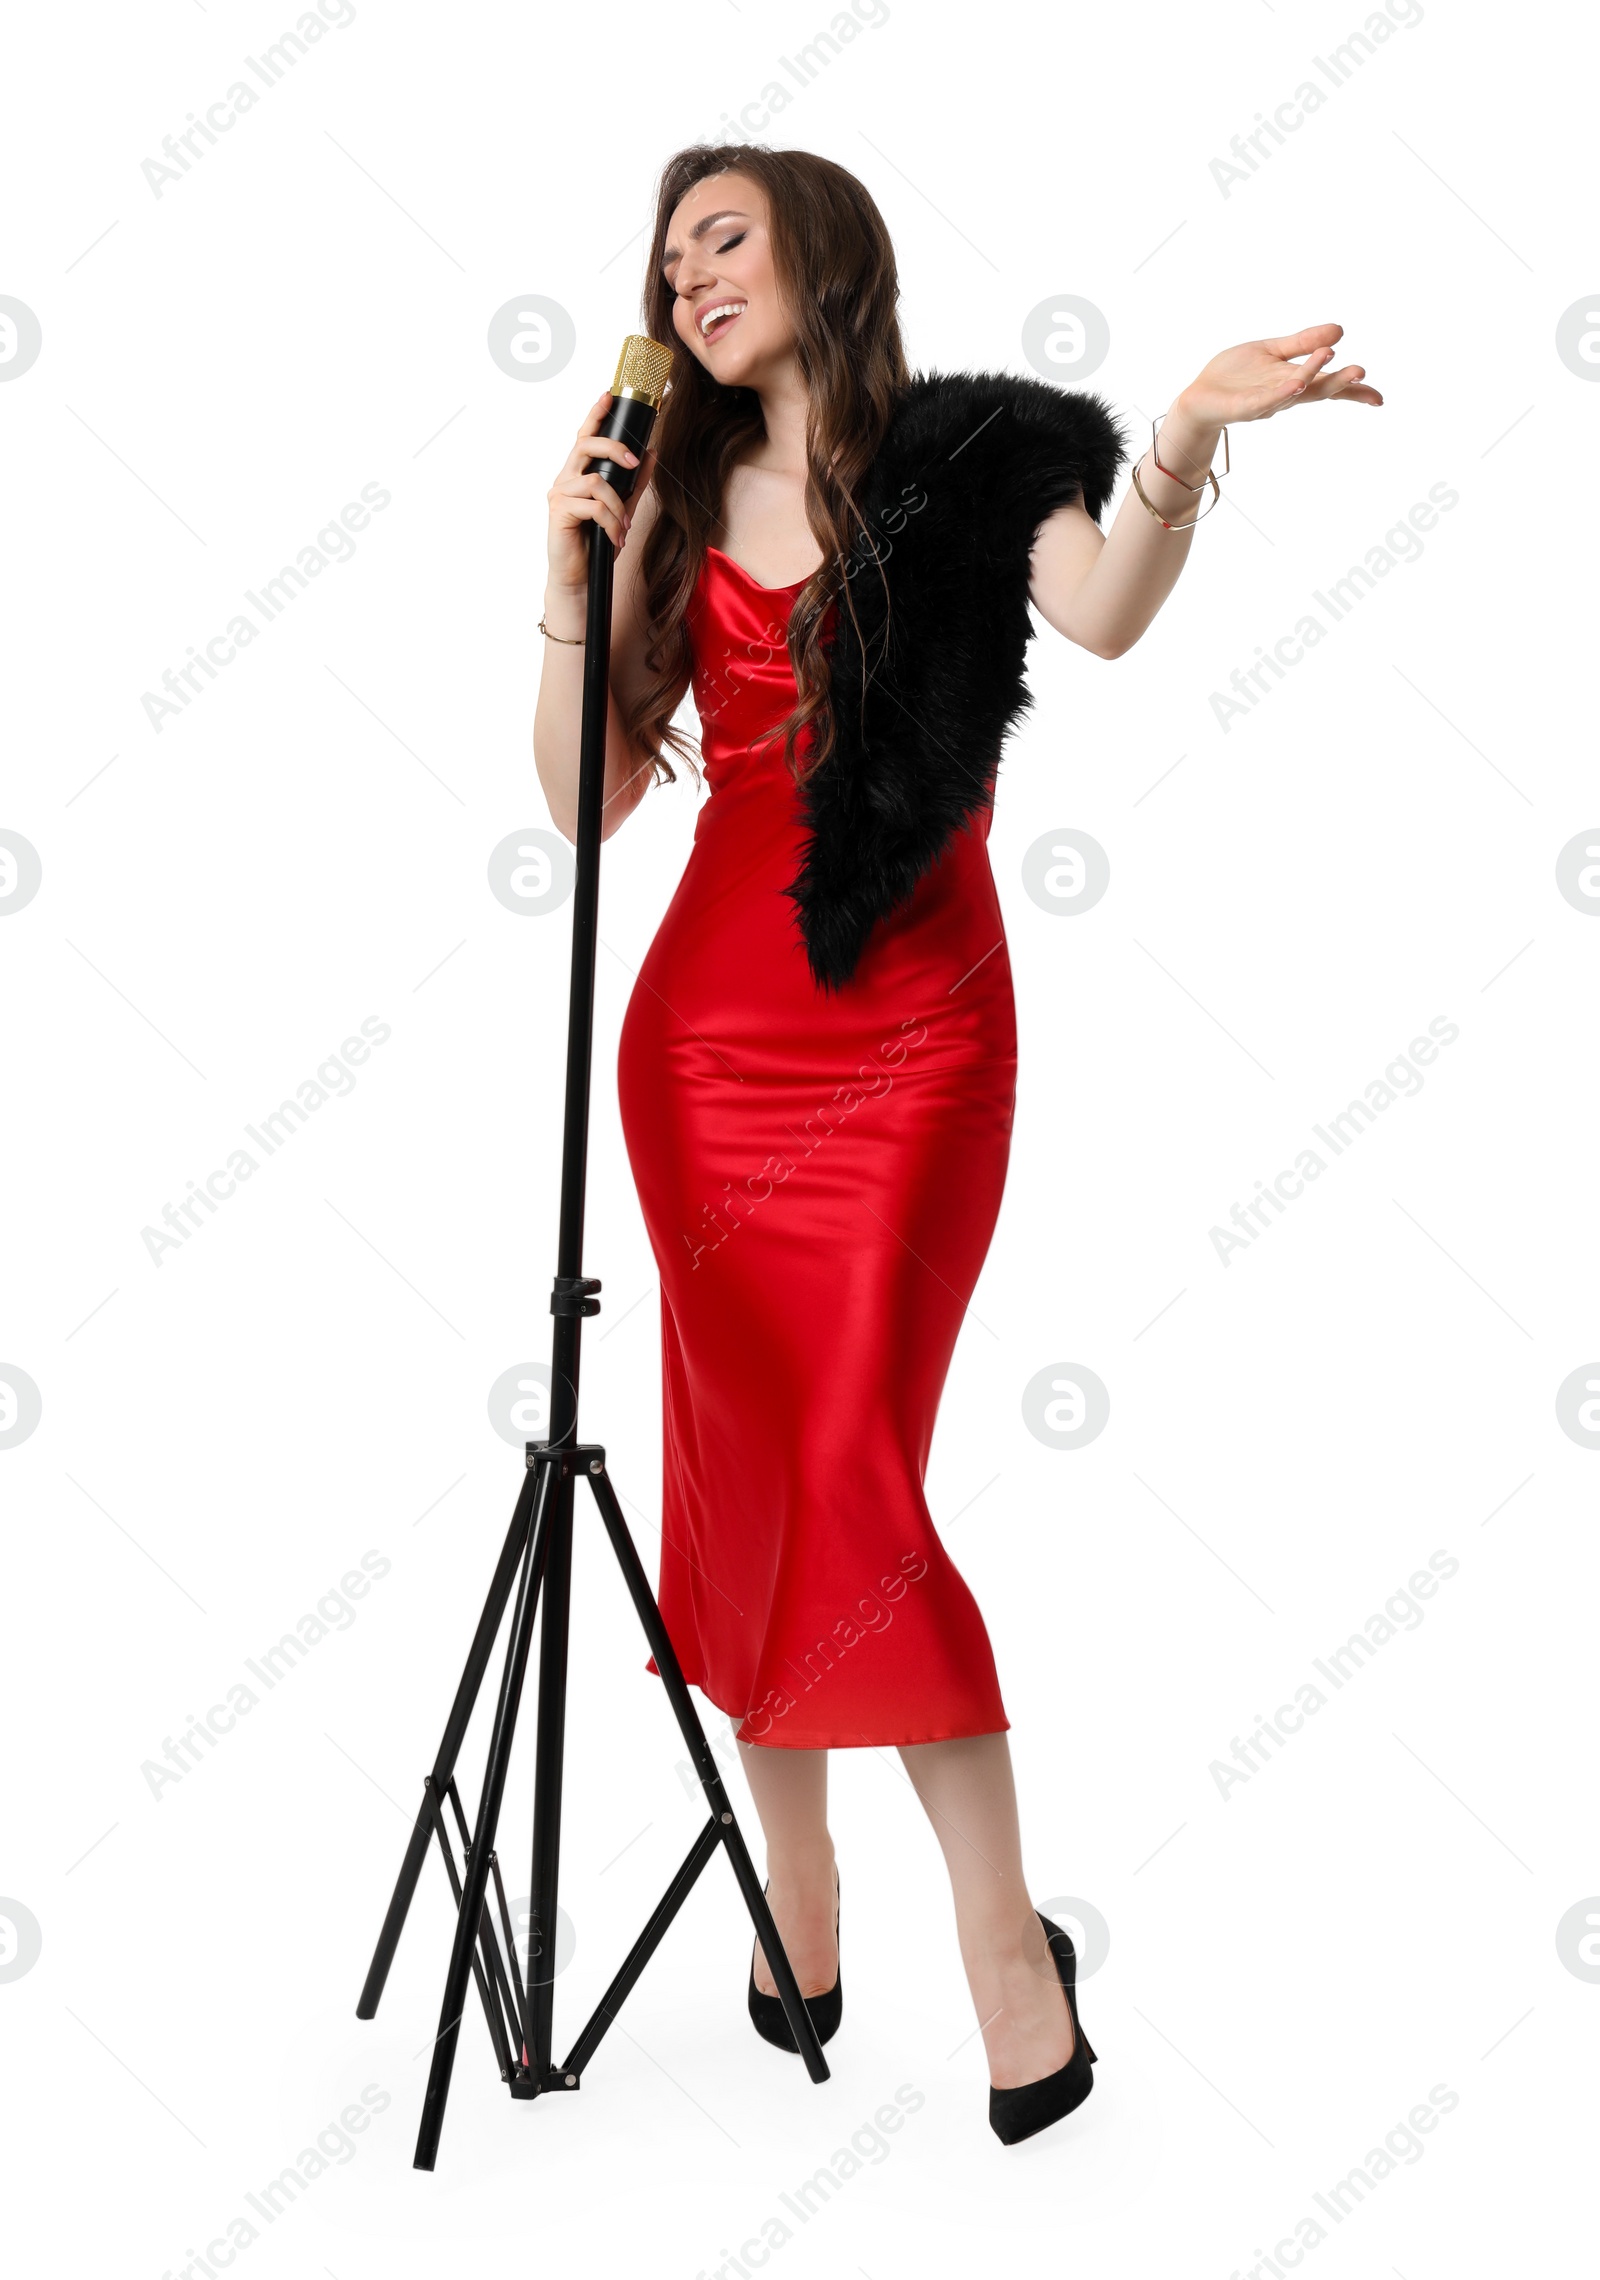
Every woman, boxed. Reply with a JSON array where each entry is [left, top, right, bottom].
[[534, 144, 1380, 2142]]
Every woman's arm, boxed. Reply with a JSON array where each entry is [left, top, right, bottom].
[[1030, 322, 1382, 660], [533, 392, 673, 843]]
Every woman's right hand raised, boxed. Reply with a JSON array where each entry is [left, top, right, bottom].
[[546, 390, 657, 591]]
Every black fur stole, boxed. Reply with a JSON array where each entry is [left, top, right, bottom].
[[783, 368, 1129, 991]]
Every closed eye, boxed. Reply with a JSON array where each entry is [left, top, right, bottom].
[[662, 224, 749, 279]]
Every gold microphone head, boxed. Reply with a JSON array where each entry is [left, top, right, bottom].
[[611, 334, 674, 407]]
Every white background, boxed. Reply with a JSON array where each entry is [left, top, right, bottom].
[[2, 0, 1595, 2272]]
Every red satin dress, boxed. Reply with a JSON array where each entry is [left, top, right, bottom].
[[617, 544, 1015, 1750]]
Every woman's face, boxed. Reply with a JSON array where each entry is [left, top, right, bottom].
[[661, 173, 793, 386]]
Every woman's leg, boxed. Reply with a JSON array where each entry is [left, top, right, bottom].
[[736, 1740, 840, 1997], [896, 1732, 1075, 2088]]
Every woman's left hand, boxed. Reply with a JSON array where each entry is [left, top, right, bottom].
[[1178, 322, 1383, 429]]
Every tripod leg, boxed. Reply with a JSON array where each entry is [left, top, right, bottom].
[[583, 1464, 831, 2084], [357, 1465, 539, 2020], [443, 1781, 530, 2064], [559, 1813, 723, 2080], [414, 1454, 560, 2171], [527, 1467, 575, 2075], [421, 1780, 517, 2082]]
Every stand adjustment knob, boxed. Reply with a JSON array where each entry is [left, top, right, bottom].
[[550, 1274, 601, 1318]]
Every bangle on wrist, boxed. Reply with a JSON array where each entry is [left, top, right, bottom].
[[538, 614, 584, 644], [1150, 410, 1230, 491], [1131, 458, 1222, 530]]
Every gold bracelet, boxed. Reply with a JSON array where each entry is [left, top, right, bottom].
[[1131, 458, 1222, 531], [538, 615, 584, 644], [1151, 412, 1230, 491]]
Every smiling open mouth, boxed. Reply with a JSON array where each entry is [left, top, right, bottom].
[[699, 301, 746, 345]]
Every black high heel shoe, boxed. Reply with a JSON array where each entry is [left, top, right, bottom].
[[988, 1911, 1098, 2145], [747, 1868, 841, 2052]]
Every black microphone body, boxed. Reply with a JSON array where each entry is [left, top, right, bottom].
[[585, 392, 655, 503]]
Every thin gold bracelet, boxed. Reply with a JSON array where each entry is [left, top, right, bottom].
[[1131, 459, 1222, 531], [538, 616, 584, 644], [1151, 412, 1230, 490]]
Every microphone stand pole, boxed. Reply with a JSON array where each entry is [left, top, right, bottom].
[[354, 338, 830, 2171]]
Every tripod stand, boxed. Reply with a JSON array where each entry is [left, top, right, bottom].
[[355, 342, 830, 2171]]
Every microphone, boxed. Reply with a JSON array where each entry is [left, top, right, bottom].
[[585, 334, 673, 503]]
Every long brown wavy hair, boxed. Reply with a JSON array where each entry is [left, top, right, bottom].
[[621, 145, 910, 789]]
